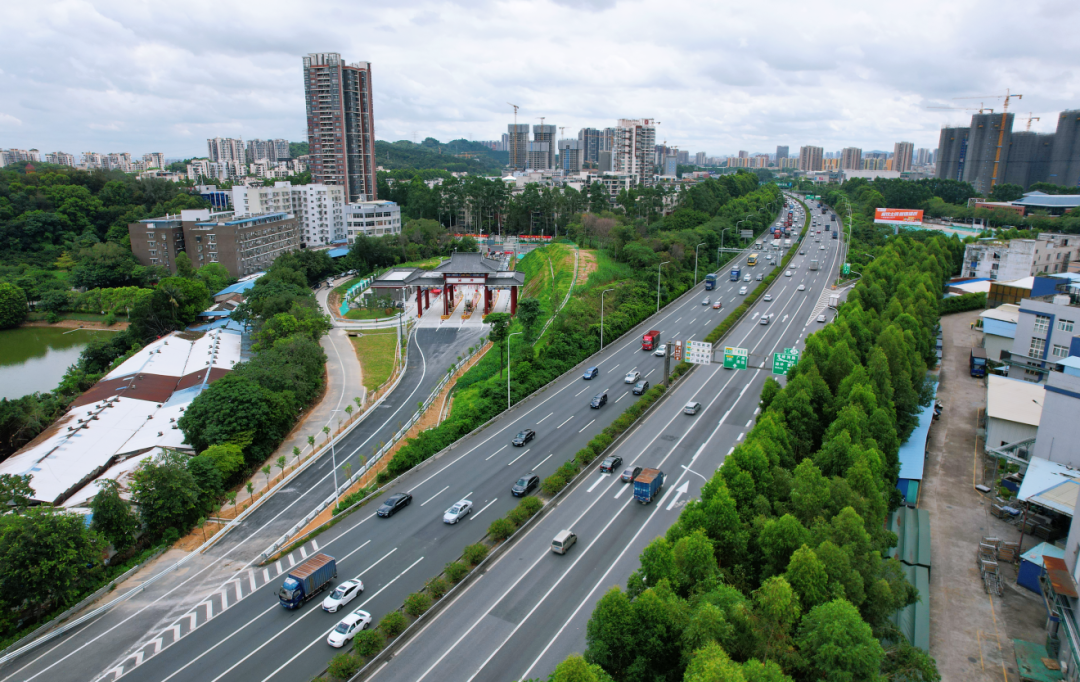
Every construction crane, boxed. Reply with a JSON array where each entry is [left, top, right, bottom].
[[1025, 113, 1041, 131], [536, 116, 546, 129], [927, 104, 994, 114], [953, 89, 1022, 189]]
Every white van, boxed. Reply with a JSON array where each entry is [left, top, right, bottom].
[[739, 286, 748, 295], [552, 530, 577, 554]]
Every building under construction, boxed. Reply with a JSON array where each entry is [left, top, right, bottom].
[[937, 109, 1080, 193]]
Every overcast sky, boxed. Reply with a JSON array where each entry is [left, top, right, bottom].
[[2, 0, 1078, 160]]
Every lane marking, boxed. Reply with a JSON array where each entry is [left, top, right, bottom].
[[536, 412, 553, 424], [557, 416, 574, 428], [485, 445, 507, 461], [578, 419, 595, 433], [586, 476, 605, 493], [615, 392, 628, 402], [531, 454, 553, 471], [506, 448, 530, 467], [575, 386, 590, 397], [471, 499, 498, 520], [420, 486, 449, 506]]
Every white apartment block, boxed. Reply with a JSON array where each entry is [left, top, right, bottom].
[[81, 152, 103, 169], [963, 235, 1079, 280], [142, 152, 166, 170], [613, 119, 657, 187], [232, 182, 347, 246], [207, 138, 246, 164], [0, 149, 40, 166], [45, 152, 76, 166], [344, 201, 401, 241]]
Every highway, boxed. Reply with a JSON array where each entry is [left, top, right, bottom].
[[0, 201, 811, 682], [0, 325, 484, 682], [367, 196, 846, 682]]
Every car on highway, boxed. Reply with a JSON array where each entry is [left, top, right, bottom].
[[624, 370, 640, 383], [820, 245, 826, 250], [797, 284, 805, 291], [712, 300, 722, 309], [632, 380, 650, 395], [590, 393, 607, 408], [763, 294, 772, 302], [621, 466, 643, 483], [600, 455, 623, 473], [800, 249, 806, 255], [743, 274, 751, 282], [512, 429, 535, 446], [739, 286, 748, 295], [511, 474, 539, 497], [376, 492, 412, 518], [551, 530, 577, 555], [582, 366, 599, 380], [653, 344, 667, 357], [785, 270, 793, 277], [756, 273, 764, 281], [817, 314, 827, 323], [766, 254, 773, 260], [684, 401, 702, 415], [701, 296, 710, 305], [759, 314, 770, 325], [322, 579, 364, 613], [443, 499, 473, 523], [327, 610, 372, 648]]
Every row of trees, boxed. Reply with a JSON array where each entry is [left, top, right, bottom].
[[545, 195, 960, 681]]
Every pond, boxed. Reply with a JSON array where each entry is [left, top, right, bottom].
[[0, 326, 112, 400]]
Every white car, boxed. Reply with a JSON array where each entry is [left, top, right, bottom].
[[701, 296, 710, 305], [820, 245, 826, 250], [443, 499, 473, 524], [743, 274, 751, 282], [327, 610, 372, 648], [797, 284, 805, 291], [624, 370, 641, 384], [817, 314, 827, 323], [785, 270, 793, 277], [654, 344, 667, 357], [322, 579, 364, 613], [763, 294, 772, 302]]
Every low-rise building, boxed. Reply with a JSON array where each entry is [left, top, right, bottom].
[[963, 234, 1079, 280], [980, 303, 1020, 362], [1007, 275, 1080, 382], [344, 201, 402, 241], [1032, 357, 1080, 466], [985, 374, 1044, 450]]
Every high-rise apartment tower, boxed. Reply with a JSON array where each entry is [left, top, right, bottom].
[[840, 147, 863, 170], [613, 119, 657, 186], [893, 141, 914, 173], [302, 53, 377, 202], [776, 146, 788, 164], [798, 146, 824, 171]]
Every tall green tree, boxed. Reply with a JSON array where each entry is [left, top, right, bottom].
[[796, 599, 884, 682], [90, 478, 139, 551], [0, 282, 28, 328], [129, 450, 201, 538]]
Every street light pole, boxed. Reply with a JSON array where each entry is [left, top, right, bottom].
[[719, 227, 732, 265], [329, 409, 342, 505], [694, 242, 706, 286], [600, 289, 614, 350], [507, 331, 523, 408], [656, 261, 670, 312]]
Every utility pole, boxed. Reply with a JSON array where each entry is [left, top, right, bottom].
[[663, 338, 672, 387], [508, 103, 520, 169]]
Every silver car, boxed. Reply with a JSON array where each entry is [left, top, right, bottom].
[[443, 499, 473, 524]]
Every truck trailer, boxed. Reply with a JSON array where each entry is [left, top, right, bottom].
[[278, 553, 337, 609], [730, 267, 741, 281], [634, 468, 664, 504], [642, 330, 661, 351]]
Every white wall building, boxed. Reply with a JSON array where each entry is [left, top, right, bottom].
[[613, 119, 657, 187], [345, 201, 402, 241], [985, 374, 1044, 450], [964, 235, 1080, 280], [232, 182, 348, 245]]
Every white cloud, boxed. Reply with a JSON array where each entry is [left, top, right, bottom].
[[0, 0, 1076, 158]]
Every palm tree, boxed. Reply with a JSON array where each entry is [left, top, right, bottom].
[[245, 482, 254, 507]]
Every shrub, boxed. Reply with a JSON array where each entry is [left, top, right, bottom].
[[376, 470, 391, 486], [542, 472, 567, 496], [378, 610, 407, 638], [556, 460, 579, 480], [333, 489, 368, 515], [353, 628, 384, 658], [589, 433, 613, 453], [488, 517, 516, 541], [463, 542, 489, 566], [506, 506, 529, 527], [518, 495, 542, 516], [444, 560, 468, 583], [327, 653, 361, 679], [404, 591, 433, 617], [426, 576, 450, 599], [575, 448, 595, 467]]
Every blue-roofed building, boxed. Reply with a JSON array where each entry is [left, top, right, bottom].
[[213, 273, 264, 301], [1012, 191, 1080, 217], [896, 377, 938, 506]]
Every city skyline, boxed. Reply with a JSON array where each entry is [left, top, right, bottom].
[[1, 0, 1076, 158]]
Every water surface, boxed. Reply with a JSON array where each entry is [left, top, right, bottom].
[[0, 326, 110, 400]]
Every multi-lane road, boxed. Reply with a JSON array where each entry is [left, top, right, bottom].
[[0, 198, 830, 682]]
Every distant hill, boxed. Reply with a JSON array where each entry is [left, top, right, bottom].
[[374, 138, 507, 174]]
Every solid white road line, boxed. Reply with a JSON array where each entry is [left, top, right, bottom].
[[578, 419, 595, 433], [536, 412, 553, 424], [506, 448, 530, 467], [485, 445, 507, 461], [575, 386, 590, 397], [615, 392, 628, 402], [420, 486, 449, 506], [586, 476, 605, 493]]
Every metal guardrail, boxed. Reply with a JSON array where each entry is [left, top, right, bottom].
[[257, 338, 487, 562]]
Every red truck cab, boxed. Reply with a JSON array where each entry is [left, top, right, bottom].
[[642, 330, 660, 351]]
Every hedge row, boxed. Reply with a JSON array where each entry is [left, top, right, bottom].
[[940, 291, 986, 314]]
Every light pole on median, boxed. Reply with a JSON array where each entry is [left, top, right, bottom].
[[507, 331, 523, 409], [719, 227, 732, 266], [656, 261, 670, 312], [329, 409, 342, 505], [694, 242, 706, 286], [600, 289, 614, 350]]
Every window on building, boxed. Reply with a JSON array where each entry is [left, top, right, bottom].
[[1058, 319, 1075, 333], [1034, 315, 1051, 333], [1029, 337, 1046, 357], [1052, 344, 1069, 358]]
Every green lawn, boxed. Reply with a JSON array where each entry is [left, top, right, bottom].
[[345, 308, 399, 321], [351, 330, 398, 392], [334, 276, 365, 296]]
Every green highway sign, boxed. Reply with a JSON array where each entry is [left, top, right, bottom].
[[772, 348, 800, 376], [842, 263, 850, 276], [723, 346, 748, 370]]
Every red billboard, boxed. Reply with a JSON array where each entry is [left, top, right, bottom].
[[874, 208, 924, 226]]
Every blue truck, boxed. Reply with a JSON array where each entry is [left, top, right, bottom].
[[704, 273, 717, 290], [729, 267, 740, 282], [634, 468, 664, 504], [970, 348, 987, 377], [278, 553, 337, 609]]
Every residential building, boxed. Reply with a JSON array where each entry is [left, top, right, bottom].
[[595, 172, 636, 204], [964, 235, 1079, 280], [302, 52, 377, 202], [776, 146, 789, 165], [232, 182, 345, 246], [272, 139, 291, 162], [694, 152, 706, 166], [183, 210, 301, 277], [344, 201, 402, 241], [601, 128, 617, 155], [598, 151, 612, 173], [738, 150, 748, 159], [676, 150, 689, 165], [507, 124, 529, 170], [128, 215, 187, 273], [186, 159, 210, 181], [840, 147, 863, 170], [1, 149, 33, 166], [142, 152, 165, 170], [578, 128, 602, 164], [915, 148, 931, 166], [894, 142, 914, 172], [246, 139, 272, 162], [1031, 357, 1080, 465], [207, 138, 245, 164], [45, 151, 76, 167], [533, 125, 556, 170], [612, 119, 657, 186], [559, 140, 582, 173], [81, 152, 104, 169], [1006, 274, 1080, 382], [798, 146, 823, 171], [663, 155, 678, 176], [980, 303, 1020, 362], [526, 142, 551, 171]]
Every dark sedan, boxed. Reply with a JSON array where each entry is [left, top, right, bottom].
[[511, 474, 540, 497], [632, 380, 650, 395], [512, 429, 536, 446], [376, 492, 412, 517], [599, 455, 623, 473], [590, 393, 607, 408]]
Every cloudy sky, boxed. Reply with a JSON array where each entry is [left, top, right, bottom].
[[2, 0, 1078, 160]]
